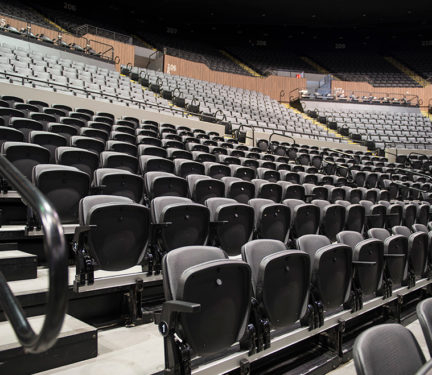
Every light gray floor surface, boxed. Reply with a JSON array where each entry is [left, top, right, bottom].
[[33, 318, 429, 375]]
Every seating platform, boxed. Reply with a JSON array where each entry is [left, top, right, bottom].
[[0, 249, 36, 281], [0, 314, 97, 375]]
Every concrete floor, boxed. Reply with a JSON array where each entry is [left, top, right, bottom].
[[34, 318, 430, 375]]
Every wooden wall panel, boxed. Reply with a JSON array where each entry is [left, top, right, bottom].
[[164, 55, 307, 102], [331, 80, 432, 110], [0, 15, 134, 71]]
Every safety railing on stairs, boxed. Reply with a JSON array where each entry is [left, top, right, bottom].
[[0, 155, 68, 353]]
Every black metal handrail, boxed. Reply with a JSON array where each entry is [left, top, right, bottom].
[[0, 70, 343, 143], [0, 156, 68, 353]]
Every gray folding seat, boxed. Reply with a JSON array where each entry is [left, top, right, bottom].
[[162, 139, 185, 150], [298, 172, 318, 185], [392, 226, 428, 280], [55, 146, 99, 177], [167, 148, 192, 160], [1, 96, 24, 106], [99, 151, 138, 173], [2, 141, 50, 180], [80, 127, 109, 142], [93, 115, 113, 125], [353, 324, 425, 375], [324, 185, 346, 203], [417, 298, 432, 357], [241, 239, 309, 343], [92, 168, 143, 203], [252, 179, 282, 202], [221, 176, 255, 203], [283, 199, 320, 241], [151, 197, 209, 252], [379, 200, 402, 228], [105, 140, 137, 157], [279, 170, 300, 184], [159, 246, 251, 373], [342, 186, 364, 204], [337, 231, 387, 300], [296, 235, 352, 328], [192, 151, 216, 163], [14, 103, 39, 117], [137, 144, 166, 158], [27, 100, 48, 111], [110, 131, 135, 144], [144, 172, 187, 200], [33, 165, 89, 223], [29, 131, 67, 163], [0, 126, 23, 148], [75, 195, 150, 284], [397, 202, 417, 228], [416, 203, 430, 226], [249, 199, 290, 243], [368, 228, 409, 287], [137, 136, 162, 148], [206, 197, 254, 256], [208, 145, 228, 155], [360, 200, 386, 229], [70, 136, 105, 155], [70, 111, 91, 122], [187, 142, 209, 153], [186, 174, 225, 204], [229, 165, 256, 181], [358, 187, 378, 203], [116, 119, 136, 129], [174, 158, 204, 178], [47, 123, 78, 141], [277, 181, 306, 201], [60, 116, 86, 130], [0, 108, 24, 125], [203, 162, 230, 179], [111, 125, 134, 136], [10, 117, 43, 138], [256, 167, 280, 182], [88, 121, 111, 134], [312, 199, 346, 242], [257, 160, 276, 170], [139, 156, 174, 174]]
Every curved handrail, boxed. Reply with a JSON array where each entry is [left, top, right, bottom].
[[0, 156, 68, 353]]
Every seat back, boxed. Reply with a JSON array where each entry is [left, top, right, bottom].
[[162, 246, 251, 356], [80, 195, 150, 270], [93, 168, 143, 203], [417, 298, 432, 358], [206, 197, 254, 256], [34, 165, 89, 223], [353, 324, 425, 375], [222, 177, 255, 204], [187, 174, 225, 204], [2, 142, 50, 180], [152, 197, 210, 252], [144, 172, 188, 199], [284, 199, 320, 239], [249, 198, 291, 242], [297, 234, 352, 310], [56, 146, 99, 177], [242, 239, 310, 328]]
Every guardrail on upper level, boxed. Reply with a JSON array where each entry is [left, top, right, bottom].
[[75, 24, 132, 44], [0, 11, 115, 62], [0, 155, 68, 353]]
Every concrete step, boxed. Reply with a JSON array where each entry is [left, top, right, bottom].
[[0, 250, 37, 281]]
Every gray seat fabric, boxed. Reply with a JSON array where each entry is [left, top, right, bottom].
[[144, 172, 188, 200], [93, 168, 143, 203], [55, 146, 99, 177], [186, 174, 224, 204], [99, 151, 138, 173], [353, 324, 425, 375], [206, 197, 254, 256], [33, 164, 89, 223], [417, 298, 432, 358], [162, 246, 251, 356], [79, 195, 150, 271], [2, 141, 50, 180], [151, 196, 210, 252], [241, 239, 310, 328]]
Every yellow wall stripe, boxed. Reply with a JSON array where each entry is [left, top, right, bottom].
[[384, 56, 429, 88], [219, 50, 261, 77]]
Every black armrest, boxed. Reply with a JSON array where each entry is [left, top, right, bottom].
[[158, 300, 201, 337]]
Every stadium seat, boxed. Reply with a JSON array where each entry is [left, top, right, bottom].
[[296, 234, 352, 328], [144, 171, 187, 200], [249, 198, 290, 242], [283, 199, 320, 241], [99, 151, 138, 173], [2, 141, 50, 180], [29, 131, 67, 163], [92, 168, 143, 203], [186, 174, 224, 204], [159, 246, 251, 372], [206, 197, 254, 256], [312, 199, 346, 241], [353, 324, 425, 375], [33, 164, 89, 223], [151, 197, 209, 253]]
